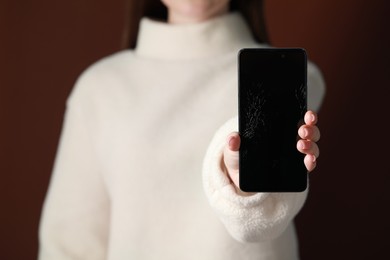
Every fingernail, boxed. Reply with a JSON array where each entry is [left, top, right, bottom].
[[299, 141, 306, 149], [302, 128, 308, 138], [312, 155, 316, 163], [228, 136, 235, 148], [310, 114, 315, 123]]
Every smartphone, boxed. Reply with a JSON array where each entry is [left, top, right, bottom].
[[238, 48, 307, 192]]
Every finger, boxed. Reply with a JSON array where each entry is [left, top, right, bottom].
[[304, 110, 317, 125], [304, 154, 317, 172], [297, 140, 320, 158], [298, 125, 321, 142]]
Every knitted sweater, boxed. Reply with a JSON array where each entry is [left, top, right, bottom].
[[39, 13, 325, 260]]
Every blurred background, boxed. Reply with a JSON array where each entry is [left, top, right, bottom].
[[1, 0, 389, 259]]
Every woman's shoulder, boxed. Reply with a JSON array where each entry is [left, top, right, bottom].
[[79, 49, 136, 79], [67, 49, 138, 107], [307, 60, 326, 112]]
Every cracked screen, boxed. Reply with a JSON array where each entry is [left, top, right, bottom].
[[238, 48, 307, 192]]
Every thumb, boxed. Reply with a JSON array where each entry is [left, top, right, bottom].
[[223, 132, 240, 186]]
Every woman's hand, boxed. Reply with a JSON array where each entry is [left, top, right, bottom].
[[296, 110, 320, 172], [223, 110, 320, 191]]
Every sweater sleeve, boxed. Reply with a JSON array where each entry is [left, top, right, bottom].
[[202, 62, 325, 243], [38, 81, 110, 259]]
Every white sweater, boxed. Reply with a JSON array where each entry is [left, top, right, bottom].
[[39, 13, 325, 260]]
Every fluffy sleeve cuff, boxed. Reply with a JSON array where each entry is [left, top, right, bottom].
[[202, 117, 308, 243]]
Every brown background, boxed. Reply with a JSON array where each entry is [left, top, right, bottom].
[[1, 0, 389, 259]]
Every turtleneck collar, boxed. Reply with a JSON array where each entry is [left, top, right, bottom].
[[135, 12, 258, 60]]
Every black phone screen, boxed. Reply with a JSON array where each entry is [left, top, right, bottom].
[[238, 48, 307, 192]]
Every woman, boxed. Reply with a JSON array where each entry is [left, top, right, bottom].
[[39, 0, 325, 259]]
